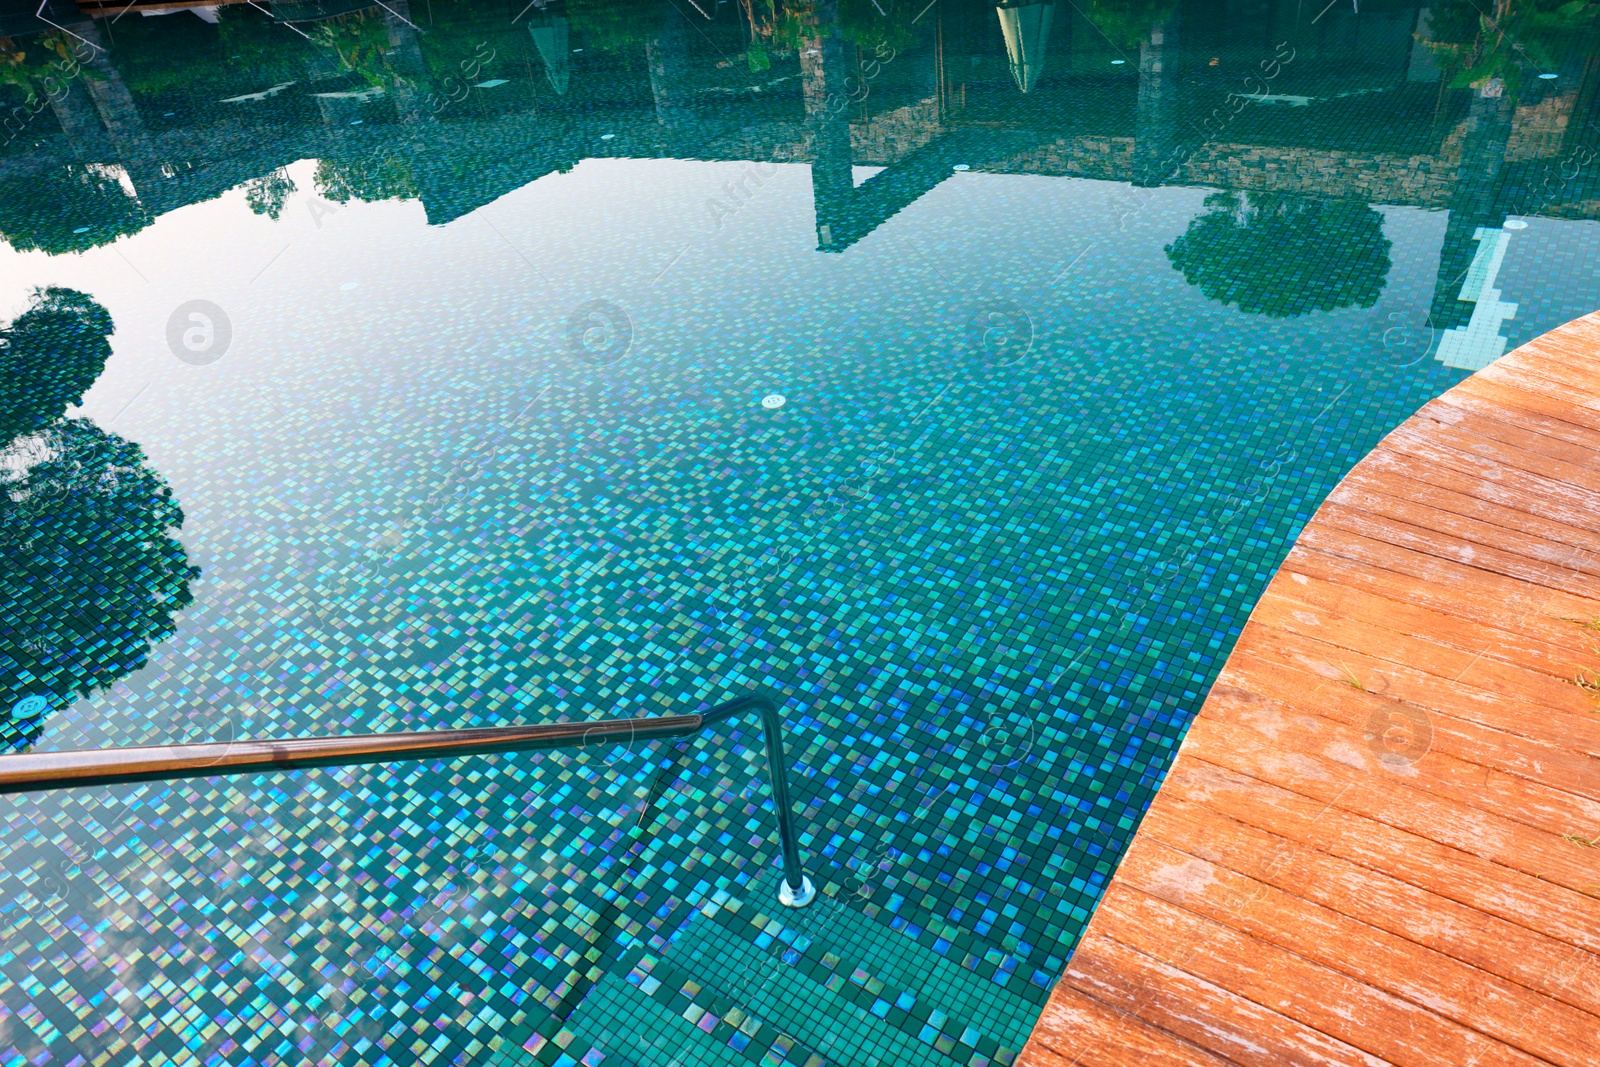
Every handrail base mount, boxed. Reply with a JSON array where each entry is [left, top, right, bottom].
[[779, 874, 817, 908]]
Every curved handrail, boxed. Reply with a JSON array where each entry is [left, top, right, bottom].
[[0, 691, 816, 906]]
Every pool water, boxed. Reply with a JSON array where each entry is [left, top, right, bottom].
[[2, 0, 1598, 1064]]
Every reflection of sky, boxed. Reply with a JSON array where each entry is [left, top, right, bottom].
[[4, 159, 1588, 751]]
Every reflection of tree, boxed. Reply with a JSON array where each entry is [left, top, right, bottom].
[[769, 0, 920, 55], [837, 0, 921, 53], [565, 0, 662, 54], [0, 291, 195, 751], [1, 287, 114, 444], [0, 419, 197, 751], [216, 4, 318, 84], [314, 155, 418, 202], [0, 165, 152, 254], [309, 10, 398, 91], [1423, 0, 1599, 97], [1085, 0, 1177, 53], [1166, 192, 1392, 317], [245, 168, 297, 219]]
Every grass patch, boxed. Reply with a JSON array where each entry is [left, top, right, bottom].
[[1569, 670, 1600, 707], [1337, 661, 1366, 692]]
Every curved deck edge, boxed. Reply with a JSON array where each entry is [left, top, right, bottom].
[[1021, 311, 1600, 1067]]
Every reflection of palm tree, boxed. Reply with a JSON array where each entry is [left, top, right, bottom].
[[1, 287, 114, 443], [0, 30, 76, 101], [1166, 192, 1392, 317], [1423, 0, 1600, 98], [0, 291, 195, 751]]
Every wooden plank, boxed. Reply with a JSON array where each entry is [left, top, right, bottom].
[[1279, 548, 1600, 657], [1022, 981, 1236, 1067], [1451, 374, 1600, 445], [1113, 835, 1600, 1064], [1208, 657, 1600, 841], [1227, 618, 1600, 754], [1082, 884, 1552, 1067], [1136, 795, 1600, 1020], [1375, 433, 1600, 538], [1314, 500, 1600, 602], [1331, 473, 1600, 574], [1179, 700, 1600, 896], [1220, 650, 1600, 820], [1022, 312, 1600, 1067], [1291, 525, 1600, 630], [1480, 344, 1600, 405], [1258, 568, 1591, 681], [1425, 396, 1600, 467], [1344, 457, 1600, 559], [1162, 757, 1600, 954], [1388, 415, 1600, 498], [1064, 933, 1388, 1067], [1244, 588, 1592, 708]]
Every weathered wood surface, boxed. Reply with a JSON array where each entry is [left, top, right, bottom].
[[1022, 313, 1600, 1066]]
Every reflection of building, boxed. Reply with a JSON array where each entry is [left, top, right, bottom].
[[1, 1, 1598, 263]]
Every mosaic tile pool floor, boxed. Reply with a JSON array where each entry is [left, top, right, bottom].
[[2, 0, 1600, 1064]]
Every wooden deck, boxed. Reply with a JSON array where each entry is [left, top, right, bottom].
[[1022, 312, 1600, 1067]]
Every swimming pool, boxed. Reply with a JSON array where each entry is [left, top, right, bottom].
[[2, 0, 1598, 1064]]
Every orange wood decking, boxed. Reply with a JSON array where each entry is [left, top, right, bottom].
[[1021, 312, 1600, 1067]]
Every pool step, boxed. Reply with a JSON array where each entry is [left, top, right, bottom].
[[490, 952, 838, 1067], [485, 868, 1037, 1067], [716, 870, 1045, 1051], [661, 875, 1027, 1066]]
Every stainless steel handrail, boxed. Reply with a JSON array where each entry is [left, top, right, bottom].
[[0, 690, 816, 907]]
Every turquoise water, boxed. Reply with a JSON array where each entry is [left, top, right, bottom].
[[2, 0, 1599, 1064]]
